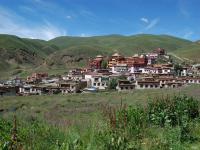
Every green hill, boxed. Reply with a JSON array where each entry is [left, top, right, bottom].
[[0, 34, 59, 67], [174, 43, 200, 62], [49, 34, 192, 55], [47, 34, 194, 66], [0, 33, 200, 78]]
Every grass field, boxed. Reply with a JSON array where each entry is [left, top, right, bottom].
[[1, 85, 200, 128], [0, 85, 200, 149]]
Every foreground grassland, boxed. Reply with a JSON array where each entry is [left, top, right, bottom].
[[0, 85, 200, 149]]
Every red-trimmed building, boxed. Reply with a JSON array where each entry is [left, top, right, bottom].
[[108, 53, 148, 68], [154, 48, 166, 55], [27, 73, 48, 83], [88, 55, 104, 69]]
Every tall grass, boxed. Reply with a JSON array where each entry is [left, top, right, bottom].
[[100, 95, 200, 149], [0, 95, 200, 149]]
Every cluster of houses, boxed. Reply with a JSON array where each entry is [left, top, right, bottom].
[[1, 48, 200, 96]]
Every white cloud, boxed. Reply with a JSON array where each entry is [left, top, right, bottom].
[[19, 5, 35, 13], [80, 9, 97, 22], [80, 10, 95, 17], [66, 15, 72, 19], [178, 0, 190, 18], [140, 17, 159, 31], [145, 18, 159, 30], [0, 6, 66, 40], [140, 17, 149, 23]]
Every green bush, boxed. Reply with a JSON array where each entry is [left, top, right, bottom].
[[108, 78, 118, 90], [0, 95, 200, 149], [104, 95, 200, 149], [148, 95, 199, 127]]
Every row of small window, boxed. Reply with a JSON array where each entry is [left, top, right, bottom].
[[68, 77, 81, 80], [161, 85, 177, 88], [139, 84, 159, 88], [185, 80, 200, 83], [23, 88, 40, 92], [93, 82, 107, 86], [160, 80, 199, 83], [120, 86, 134, 90], [160, 80, 175, 83], [142, 70, 169, 73]]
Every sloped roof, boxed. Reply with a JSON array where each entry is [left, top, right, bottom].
[[112, 53, 121, 57], [96, 55, 103, 58]]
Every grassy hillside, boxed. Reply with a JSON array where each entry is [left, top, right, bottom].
[[0, 34, 59, 56], [0, 34, 59, 66], [174, 43, 200, 62], [47, 34, 194, 67], [0, 34, 61, 78], [49, 34, 192, 55], [46, 45, 110, 67], [0, 34, 200, 78]]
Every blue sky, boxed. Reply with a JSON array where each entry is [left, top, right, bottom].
[[0, 0, 199, 41]]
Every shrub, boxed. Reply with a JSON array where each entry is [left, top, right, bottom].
[[148, 95, 199, 127], [103, 95, 200, 147], [0, 118, 12, 145], [1, 95, 199, 149], [108, 78, 118, 90]]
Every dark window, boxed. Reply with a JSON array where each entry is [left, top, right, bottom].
[[24, 88, 30, 91], [125, 87, 128, 90], [145, 85, 148, 88]]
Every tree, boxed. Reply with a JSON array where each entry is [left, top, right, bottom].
[[108, 78, 118, 90], [174, 64, 183, 76], [101, 60, 108, 69]]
